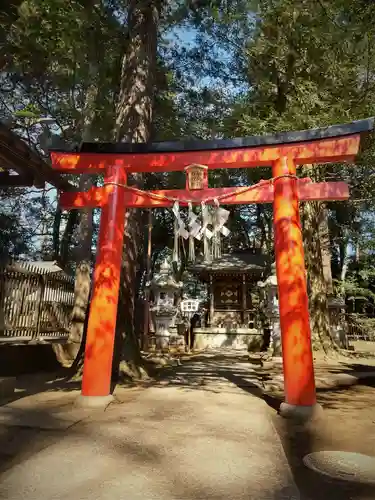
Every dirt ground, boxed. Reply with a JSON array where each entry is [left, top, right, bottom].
[[257, 353, 375, 500], [148, 349, 375, 499], [273, 381, 375, 500], [0, 350, 374, 499], [178, 348, 375, 499]]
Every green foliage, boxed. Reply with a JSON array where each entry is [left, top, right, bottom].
[[2, 0, 375, 320], [0, 212, 30, 260], [219, 0, 375, 309], [0, 186, 57, 260], [1, 0, 125, 143]]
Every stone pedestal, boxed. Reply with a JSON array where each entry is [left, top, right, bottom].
[[279, 402, 323, 421], [327, 296, 347, 348], [258, 265, 281, 357], [154, 314, 174, 349], [269, 315, 282, 356]]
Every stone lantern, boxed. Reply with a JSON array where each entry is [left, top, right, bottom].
[[150, 260, 183, 349], [258, 263, 281, 356], [327, 296, 348, 348]]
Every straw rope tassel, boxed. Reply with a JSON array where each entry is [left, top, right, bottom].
[[212, 199, 221, 260], [173, 201, 180, 264], [188, 202, 195, 262], [202, 202, 211, 262]]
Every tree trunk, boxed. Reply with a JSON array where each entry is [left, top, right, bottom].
[[54, 73, 97, 367], [355, 240, 360, 263], [66, 73, 97, 355], [319, 204, 333, 295], [113, 209, 147, 381], [142, 209, 152, 349], [303, 200, 337, 353], [339, 236, 350, 295], [52, 206, 62, 261], [59, 210, 78, 266], [67, 178, 93, 352], [65, 0, 124, 370], [261, 206, 273, 255], [302, 165, 337, 353], [112, 0, 162, 381]]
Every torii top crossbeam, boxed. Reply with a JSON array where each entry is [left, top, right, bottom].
[[51, 118, 374, 417], [52, 117, 373, 171], [52, 118, 373, 209]]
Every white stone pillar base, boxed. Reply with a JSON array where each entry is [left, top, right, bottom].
[[279, 402, 323, 421]]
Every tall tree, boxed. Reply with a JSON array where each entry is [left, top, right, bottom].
[[301, 166, 336, 352], [1, 0, 125, 365], [113, 0, 164, 379], [222, 0, 375, 350]]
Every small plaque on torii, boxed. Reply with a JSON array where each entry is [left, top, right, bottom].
[[184, 164, 208, 190]]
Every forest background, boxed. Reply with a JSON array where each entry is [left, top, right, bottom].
[[2, 0, 375, 372]]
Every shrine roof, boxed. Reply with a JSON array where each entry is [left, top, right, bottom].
[[0, 122, 73, 190], [188, 250, 269, 278], [51, 117, 374, 155]]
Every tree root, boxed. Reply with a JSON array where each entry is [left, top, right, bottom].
[[118, 359, 151, 382]]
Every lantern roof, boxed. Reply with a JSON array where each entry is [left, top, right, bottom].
[[150, 260, 182, 290], [259, 275, 278, 287], [258, 262, 277, 287]]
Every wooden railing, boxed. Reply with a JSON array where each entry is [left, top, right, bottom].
[[0, 262, 74, 343], [346, 313, 375, 342]]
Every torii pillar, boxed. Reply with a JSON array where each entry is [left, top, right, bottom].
[[51, 117, 374, 417]]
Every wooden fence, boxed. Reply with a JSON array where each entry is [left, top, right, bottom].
[[346, 313, 375, 342], [0, 262, 74, 343]]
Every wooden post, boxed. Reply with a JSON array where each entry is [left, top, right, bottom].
[[209, 275, 214, 327], [34, 275, 45, 341], [242, 274, 247, 326], [273, 156, 317, 413], [81, 166, 127, 399], [142, 210, 152, 351]]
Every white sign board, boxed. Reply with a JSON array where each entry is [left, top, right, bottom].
[[180, 299, 200, 314]]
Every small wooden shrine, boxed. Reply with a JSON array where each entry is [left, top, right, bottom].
[[188, 249, 269, 349], [189, 249, 269, 327]]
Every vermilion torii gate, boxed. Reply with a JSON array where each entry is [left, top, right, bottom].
[[51, 118, 373, 416]]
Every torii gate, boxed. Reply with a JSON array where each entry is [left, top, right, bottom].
[[51, 118, 373, 417]]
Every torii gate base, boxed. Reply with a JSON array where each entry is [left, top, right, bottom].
[[52, 118, 373, 419]]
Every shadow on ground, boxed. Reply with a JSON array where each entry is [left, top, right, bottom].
[[152, 352, 375, 500], [0, 350, 374, 499], [0, 351, 296, 500]]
